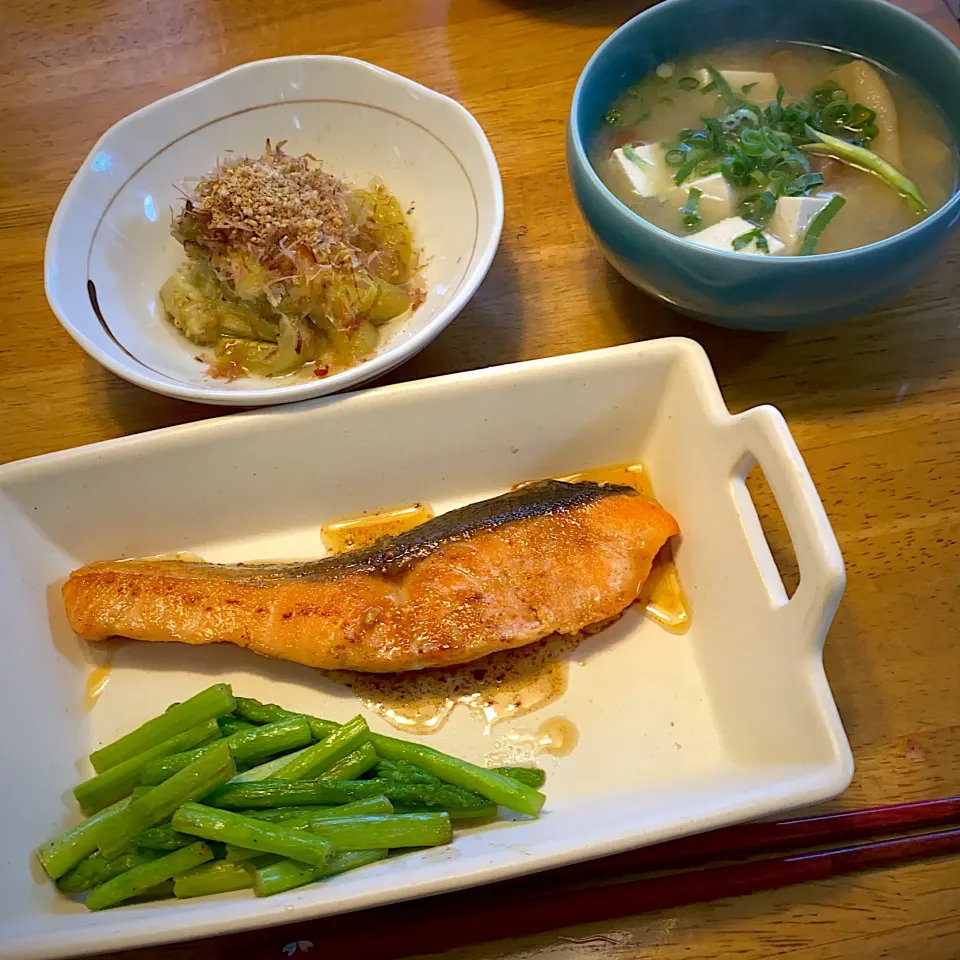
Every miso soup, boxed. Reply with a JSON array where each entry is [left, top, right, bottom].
[[592, 43, 958, 255]]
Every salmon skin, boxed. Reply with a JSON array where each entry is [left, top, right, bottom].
[[62, 480, 680, 672]]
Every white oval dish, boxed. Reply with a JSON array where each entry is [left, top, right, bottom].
[[44, 56, 503, 406]]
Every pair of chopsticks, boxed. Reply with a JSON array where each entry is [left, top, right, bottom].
[[258, 796, 960, 960]]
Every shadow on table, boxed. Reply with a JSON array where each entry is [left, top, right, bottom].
[[378, 243, 529, 386], [598, 252, 960, 422], [488, 0, 657, 27]]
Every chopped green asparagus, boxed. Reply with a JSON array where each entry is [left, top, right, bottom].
[[57, 849, 162, 894], [98, 742, 236, 859], [491, 766, 547, 789], [233, 698, 338, 741], [173, 859, 254, 898], [85, 842, 214, 911], [271, 715, 369, 780], [254, 849, 388, 898], [74, 719, 221, 814], [204, 777, 489, 815], [36, 796, 133, 880], [371, 735, 546, 817], [217, 717, 257, 737], [229, 745, 314, 783], [133, 823, 196, 851], [140, 717, 312, 786], [171, 803, 334, 867], [305, 811, 450, 849], [320, 741, 379, 781], [90, 684, 236, 773], [226, 810, 446, 860], [241, 805, 342, 823], [373, 759, 440, 784]]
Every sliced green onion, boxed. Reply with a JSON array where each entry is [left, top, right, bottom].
[[681, 187, 703, 231], [784, 172, 825, 196], [810, 80, 844, 109], [732, 227, 769, 253], [800, 127, 927, 212], [604, 109, 621, 126], [704, 64, 740, 110], [799, 195, 846, 255], [741, 82, 758, 94], [700, 80, 717, 94], [664, 148, 685, 167], [674, 148, 710, 186], [737, 190, 776, 226], [623, 144, 652, 169], [678, 76, 699, 91]]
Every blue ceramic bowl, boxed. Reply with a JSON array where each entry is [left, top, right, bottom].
[[567, 0, 960, 330]]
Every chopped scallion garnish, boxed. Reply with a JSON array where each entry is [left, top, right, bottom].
[[622, 144, 652, 169], [681, 187, 703, 231], [732, 227, 769, 252], [704, 64, 740, 110], [741, 82, 758, 94], [798, 195, 846, 255], [800, 127, 927, 212], [678, 76, 700, 91]]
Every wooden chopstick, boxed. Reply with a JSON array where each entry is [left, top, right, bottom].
[[251, 796, 960, 960], [551, 794, 960, 876]]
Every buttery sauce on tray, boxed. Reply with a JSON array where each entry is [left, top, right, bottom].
[[321, 463, 690, 736]]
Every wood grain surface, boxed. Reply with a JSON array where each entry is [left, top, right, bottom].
[[3, 0, 960, 957]]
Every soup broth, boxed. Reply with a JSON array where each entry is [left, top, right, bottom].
[[592, 43, 957, 255]]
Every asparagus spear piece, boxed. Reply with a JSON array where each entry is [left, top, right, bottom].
[[233, 698, 337, 741], [36, 796, 132, 880], [206, 778, 491, 814], [85, 842, 214, 911], [271, 715, 369, 780], [320, 741, 378, 781], [223, 798, 397, 859], [492, 766, 547, 789], [74, 719, 221, 814], [229, 745, 313, 784], [801, 127, 928, 212], [173, 859, 254, 898], [140, 717, 312, 786], [98, 742, 235, 859], [133, 823, 196, 851], [57, 849, 162, 894], [217, 717, 257, 737], [171, 803, 334, 867], [227, 812, 450, 861], [90, 684, 236, 773], [254, 849, 388, 898], [371, 735, 546, 817], [241, 805, 343, 823], [374, 759, 440, 784]]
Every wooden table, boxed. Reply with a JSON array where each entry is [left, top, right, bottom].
[[4, 0, 960, 957]]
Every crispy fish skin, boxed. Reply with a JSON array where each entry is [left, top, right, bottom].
[[62, 481, 679, 672]]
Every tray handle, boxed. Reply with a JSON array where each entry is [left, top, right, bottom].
[[729, 405, 845, 637]]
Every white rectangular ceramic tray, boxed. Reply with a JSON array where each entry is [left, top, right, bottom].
[[0, 338, 852, 959]]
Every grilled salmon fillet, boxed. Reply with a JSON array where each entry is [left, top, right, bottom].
[[62, 480, 679, 672]]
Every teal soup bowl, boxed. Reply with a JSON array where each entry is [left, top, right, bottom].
[[567, 0, 960, 330]]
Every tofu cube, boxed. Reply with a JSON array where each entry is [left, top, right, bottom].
[[609, 143, 670, 200], [686, 217, 786, 255], [768, 195, 834, 253], [696, 69, 780, 102], [667, 173, 735, 227]]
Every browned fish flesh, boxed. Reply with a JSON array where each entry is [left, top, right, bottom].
[[62, 480, 680, 672]]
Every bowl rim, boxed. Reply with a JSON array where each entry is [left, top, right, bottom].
[[568, 0, 960, 265], [44, 55, 504, 406]]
